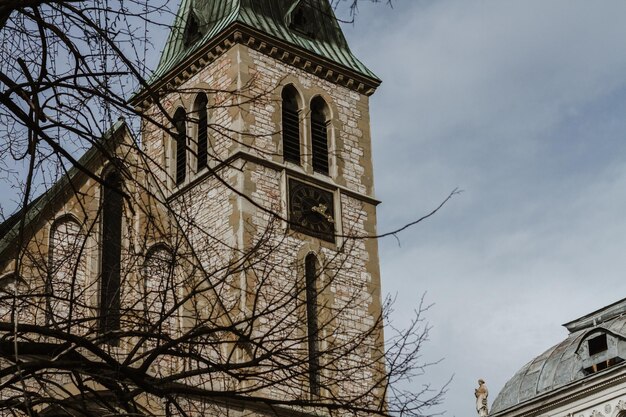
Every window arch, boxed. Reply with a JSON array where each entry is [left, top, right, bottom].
[[48, 215, 84, 328], [305, 253, 321, 397], [100, 169, 123, 340], [310, 97, 330, 175], [282, 85, 301, 164], [173, 107, 187, 185], [193, 94, 209, 172]]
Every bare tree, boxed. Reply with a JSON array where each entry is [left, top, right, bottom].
[[0, 1, 447, 416]]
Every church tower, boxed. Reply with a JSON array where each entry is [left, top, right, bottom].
[[0, 1, 388, 415], [133, 0, 385, 410]]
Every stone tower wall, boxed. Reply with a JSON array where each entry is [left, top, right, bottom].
[[139, 38, 384, 405]]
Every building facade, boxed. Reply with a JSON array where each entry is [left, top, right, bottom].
[[490, 299, 626, 417], [0, 0, 385, 415]]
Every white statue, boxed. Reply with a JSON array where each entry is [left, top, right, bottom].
[[475, 379, 489, 417]]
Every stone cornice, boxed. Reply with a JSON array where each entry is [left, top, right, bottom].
[[167, 150, 381, 207], [132, 21, 381, 108]]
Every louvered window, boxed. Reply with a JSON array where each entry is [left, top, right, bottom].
[[100, 170, 122, 343], [305, 254, 321, 397], [174, 108, 187, 185], [195, 94, 208, 171], [311, 97, 329, 175], [282, 86, 301, 164]]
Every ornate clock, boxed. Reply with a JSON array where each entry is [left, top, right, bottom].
[[288, 179, 335, 242]]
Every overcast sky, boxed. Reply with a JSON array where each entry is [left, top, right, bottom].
[[341, 1, 626, 416], [3, 2, 626, 417]]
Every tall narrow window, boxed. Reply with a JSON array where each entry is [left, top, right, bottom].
[[282, 86, 301, 164], [194, 94, 208, 172], [310, 97, 329, 175], [173, 108, 187, 185], [100, 170, 123, 341], [305, 254, 320, 397]]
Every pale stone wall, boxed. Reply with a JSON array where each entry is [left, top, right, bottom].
[[0, 35, 384, 415], [243, 46, 375, 197], [238, 44, 382, 405], [0, 169, 108, 329], [135, 40, 384, 408], [140, 50, 237, 193]]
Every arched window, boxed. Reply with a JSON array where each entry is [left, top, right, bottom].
[[194, 94, 209, 172], [173, 108, 187, 185], [310, 97, 329, 175], [48, 215, 84, 328], [305, 253, 320, 396], [282, 85, 301, 164], [100, 170, 123, 340]]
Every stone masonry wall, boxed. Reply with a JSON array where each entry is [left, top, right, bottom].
[[0, 38, 384, 416], [237, 44, 384, 407]]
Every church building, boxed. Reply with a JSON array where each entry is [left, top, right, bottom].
[[0, 0, 386, 415]]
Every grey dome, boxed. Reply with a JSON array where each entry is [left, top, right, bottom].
[[491, 300, 626, 414]]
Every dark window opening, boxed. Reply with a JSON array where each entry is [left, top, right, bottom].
[[311, 97, 329, 175], [195, 94, 208, 171], [173, 108, 187, 185], [305, 254, 320, 397], [588, 334, 608, 356], [282, 86, 301, 164], [183, 12, 202, 47], [289, 3, 317, 38], [100, 170, 123, 344], [293, 8, 306, 27]]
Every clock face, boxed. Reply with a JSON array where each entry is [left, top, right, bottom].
[[288, 179, 335, 242]]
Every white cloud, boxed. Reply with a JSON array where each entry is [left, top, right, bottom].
[[2, 3, 626, 417], [343, 1, 626, 416]]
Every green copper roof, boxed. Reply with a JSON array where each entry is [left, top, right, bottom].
[[151, 0, 379, 84]]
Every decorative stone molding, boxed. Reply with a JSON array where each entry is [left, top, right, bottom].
[[133, 23, 381, 109], [591, 409, 605, 417], [610, 399, 626, 417]]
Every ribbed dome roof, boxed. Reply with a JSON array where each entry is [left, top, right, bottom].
[[492, 299, 626, 414]]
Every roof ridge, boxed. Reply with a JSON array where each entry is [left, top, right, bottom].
[[0, 119, 127, 261], [563, 297, 626, 333]]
